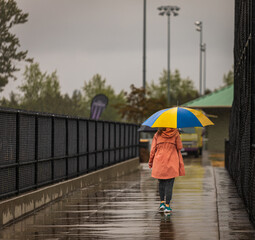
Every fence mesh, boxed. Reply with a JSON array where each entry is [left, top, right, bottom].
[[226, 0, 255, 225], [0, 108, 139, 200]]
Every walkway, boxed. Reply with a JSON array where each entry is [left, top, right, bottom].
[[0, 154, 255, 239]]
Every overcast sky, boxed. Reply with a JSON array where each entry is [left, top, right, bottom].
[[3, 0, 234, 97]]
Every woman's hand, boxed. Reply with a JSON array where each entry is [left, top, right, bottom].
[[148, 162, 153, 169]]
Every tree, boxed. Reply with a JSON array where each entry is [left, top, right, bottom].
[[0, 0, 32, 92], [223, 67, 234, 86], [204, 89, 212, 95], [0, 91, 20, 108], [115, 85, 167, 124], [81, 74, 126, 121], [0, 66, 125, 120], [116, 69, 199, 124], [147, 69, 199, 106], [18, 63, 63, 114], [115, 85, 147, 123], [60, 90, 84, 117], [0, 63, 86, 117]]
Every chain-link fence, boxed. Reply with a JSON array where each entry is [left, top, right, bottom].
[[0, 107, 139, 200], [225, 0, 255, 225]]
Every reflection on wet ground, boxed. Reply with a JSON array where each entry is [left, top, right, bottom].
[[209, 153, 225, 167], [0, 153, 255, 239]]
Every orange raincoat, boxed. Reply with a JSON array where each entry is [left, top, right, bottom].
[[148, 128, 185, 179]]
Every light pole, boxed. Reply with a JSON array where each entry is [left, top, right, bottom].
[[143, 0, 146, 90], [202, 43, 206, 93], [195, 21, 203, 95], [158, 5, 180, 107]]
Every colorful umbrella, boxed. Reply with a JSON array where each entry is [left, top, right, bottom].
[[137, 125, 158, 132], [142, 107, 214, 128]]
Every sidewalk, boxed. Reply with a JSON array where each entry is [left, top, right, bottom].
[[0, 155, 255, 239]]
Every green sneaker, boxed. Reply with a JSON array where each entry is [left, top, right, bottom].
[[164, 205, 172, 213], [159, 203, 165, 212]]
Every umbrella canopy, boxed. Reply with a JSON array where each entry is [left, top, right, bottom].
[[142, 107, 214, 128], [137, 125, 158, 132]]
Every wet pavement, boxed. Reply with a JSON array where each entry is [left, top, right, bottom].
[[0, 153, 255, 239]]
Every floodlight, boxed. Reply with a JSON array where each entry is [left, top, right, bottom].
[[195, 21, 202, 26]]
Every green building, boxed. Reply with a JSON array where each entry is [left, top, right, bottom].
[[182, 85, 233, 153]]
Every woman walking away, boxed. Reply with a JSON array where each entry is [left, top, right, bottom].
[[148, 128, 185, 213]]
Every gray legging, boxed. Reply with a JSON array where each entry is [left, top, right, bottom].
[[158, 178, 175, 205]]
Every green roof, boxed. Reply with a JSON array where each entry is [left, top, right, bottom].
[[182, 84, 233, 108]]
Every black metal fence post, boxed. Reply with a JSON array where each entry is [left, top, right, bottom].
[[108, 123, 111, 166], [102, 122, 105, 167], [77, 119, 80, 175], [121, 124, 123, 162], [127, 124, 130, 160], [16, 111, 20, 194], [66, 117, 69, 179], [51, 116, 55, 182], [114, 123, 116, 164], [35, 114, 38, 188], [135, 127, 139, 156], [95, 120, 97, 171], [86, 120, 89, 172]]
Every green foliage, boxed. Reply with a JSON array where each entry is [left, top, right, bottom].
[[0, 0, 32, 92], [62, 90, 84, 117], [0, 91, 19, 108], [0, 63, 199, 125], [0, 64, 125, 121], [81, 74, 125, 121], [147, 69, 199, 106], [115, 85, 167, 123], [17, 63, 63, 113], [223, 67, 234, 86], [204, 89, 212, 95], [116, 69, 199, 124]]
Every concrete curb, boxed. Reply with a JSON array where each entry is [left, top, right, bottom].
[[0, 157, 140, 228]]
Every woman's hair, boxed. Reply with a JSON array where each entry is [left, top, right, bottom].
[[157, 127, 166, 135]]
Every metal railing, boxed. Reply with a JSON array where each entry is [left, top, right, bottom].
[[0, 107, 139, 200]]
